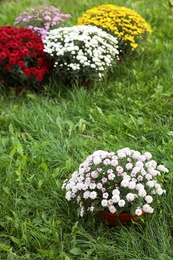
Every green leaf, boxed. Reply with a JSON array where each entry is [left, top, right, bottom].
[[16, 143, 23, 156], [0, 243, 11, 252], [96, 106, 104, 116], [3, 186, 10, 194], [38, 249, 52, 256], [70, 247, 82, 255], [39, 162, 48, 172], [38, 179, 43, 188], [10, 236, 22, 246], [10, 147, 16, 157], [8, 123, 14, 134], [169, 0, 173, 7]]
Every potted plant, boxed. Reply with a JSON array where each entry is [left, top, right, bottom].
[[62, 148, 168, 227], [14, 5, 71, 39], [77, 4, 152, 57], [0, 26, 52, 91], [43, 25, 119, 86]]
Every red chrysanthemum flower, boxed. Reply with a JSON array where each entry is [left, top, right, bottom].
[[0, 26, 53, 90], [0, 52, 7, 59]]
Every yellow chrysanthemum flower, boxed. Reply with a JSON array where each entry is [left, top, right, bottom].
[[77, 4, 152, 54]]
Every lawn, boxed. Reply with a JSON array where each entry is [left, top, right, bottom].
[[0, 0, 173, 259]]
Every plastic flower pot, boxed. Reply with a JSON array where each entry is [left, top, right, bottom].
[[98, 211, 145, 228]]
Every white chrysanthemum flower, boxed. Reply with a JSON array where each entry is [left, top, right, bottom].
[[69, 181, 76, 188], [111, 159, 118, 166], [108, 173, 115, 180], [43, 25, 119, 84], [93, 156, 102, 165], [126, 163, 133, 170], [141, 169, 146, 176], [78, 168, 84, 175], [116, 166, 124, 173], [148, 168, 160, 176], [63, 148, 167, 217], [144, 152, 152, 160], [71, 171, 79, 179], [138, 189, 147, 197], [123, 175, 131, 181], [72, 186, 78, 193], [97, 183, 103, 189], [90, 191, 97, 199], [65, 191, 72, 201], [135, 183, 144, 190], [132, 151, 141, 159], [103, 192, 109, 199], [143, 204, 154, 213], [82, 184, 88, 191], [109, 205, 117, 214], [145, 173, 152, 180], [155, 183, 161, 189], [118, 199, 126, 207], [138, 155, 146, 162], [117, 151, 126, 158], [90, 64, 96, 68], [85, 177, 91, 185], [135, 208, 143, 216], [108, 199, 113, 205], [83, 191, 90, 199], [117, 147, 132, 156], [101, 199, 108, 207], [126, 193, 135, 201], [137, 175, 143, 181], [112, 195, 120, 203], [145, 195, 153, 203], [76, 183, 83, 190], [91, 171, 99, 179], [77, 176, 84, 182], [65, 183, 71, 191], [107, 169, 113, 174], [121, 179, 129, 187], [128, 181, 136, 190], [135, 161, 144, 168], [132, 166, 141, 174], [112, 189, 120, 195], [103, 159, 111, 165], [146, 180, 155, 188], [89, 183, 96, 189], [156, 187, 164, 195], [145, 160, 157, 169], [157, 165, 169, 173]]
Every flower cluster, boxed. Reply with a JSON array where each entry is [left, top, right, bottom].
[[14, 5, 71, 39], [77, 4, 152, 55], [62, 148, 168, 217], [43, 25, 119, 85], [0, 26, 52, 89]]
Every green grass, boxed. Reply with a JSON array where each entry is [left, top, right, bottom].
[[0, 0, 173, 259]]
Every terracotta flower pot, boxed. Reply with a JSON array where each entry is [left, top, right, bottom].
[[98, 211, 145, 228], [12, 86, 29, 95]]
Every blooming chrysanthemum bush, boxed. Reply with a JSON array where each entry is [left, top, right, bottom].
[[77, 4, 152, 55], [62, 148, 168, 217], [0, 26, 52, 89], [43, 25, 119, 85], [14, 5, 71, 39]]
